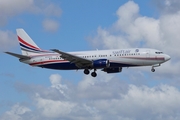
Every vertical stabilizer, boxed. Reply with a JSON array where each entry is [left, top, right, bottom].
[[17, 29, 41, 56]]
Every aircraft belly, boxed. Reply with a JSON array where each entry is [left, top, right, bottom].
[[39, 62, 79, 70]]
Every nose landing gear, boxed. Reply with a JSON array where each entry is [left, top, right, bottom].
[[151, 64, 160, 72], [151, 68, 155, 72]]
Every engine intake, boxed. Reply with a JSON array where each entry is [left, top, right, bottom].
[[92, 59, 110, 68]]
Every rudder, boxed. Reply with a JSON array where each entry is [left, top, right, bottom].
[[17, 29, 41, 56]]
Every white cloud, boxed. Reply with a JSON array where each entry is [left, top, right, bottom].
[[0, 0, 61, 51], [0, 0, 62, 26], [0, 0, 33, 25], [90, 27, 130, 49], [35, 93, 76, 118], [42, 3, 62, 17], [89, 1, 180, 78], [0, 104, 31, 120], [92, 84, 180, 120], [159, 12, 180, 55], [49, 74, 62, 85], [3, 74, 180, 120], [42, 19, 59, 32], [91, 1, 162, 49], [119, 85, 180, 116], [153, 0, 180, 14], [0, 30, 17, 51], [49, 74, 69, 98]]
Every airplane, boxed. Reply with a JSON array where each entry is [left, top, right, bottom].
[[5, 29, 171, 77]]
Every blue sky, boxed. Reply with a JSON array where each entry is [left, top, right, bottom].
[[1, 0, 180, 120]]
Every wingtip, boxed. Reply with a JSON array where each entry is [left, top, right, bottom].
[[4, 51, 10, 54], [50, 49, 56, 51], [50, 49, 59, 52]]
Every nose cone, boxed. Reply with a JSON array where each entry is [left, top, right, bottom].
[[165, 55, 171, 61]]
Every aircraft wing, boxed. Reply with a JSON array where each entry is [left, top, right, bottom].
[[5, 52, 31, 59], [51, 49, 92, 68]]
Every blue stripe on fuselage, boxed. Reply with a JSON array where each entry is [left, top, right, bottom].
[[39, 62, 79, 70], [38, 62, 138, 70]]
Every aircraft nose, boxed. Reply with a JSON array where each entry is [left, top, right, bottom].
[[165, 55, 171, 61]]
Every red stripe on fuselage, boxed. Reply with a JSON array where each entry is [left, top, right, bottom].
[[30, 60, 68, 66], [120, 57, 165, 60], [29, 54, 59, 57]]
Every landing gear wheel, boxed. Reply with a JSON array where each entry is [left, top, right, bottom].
[[84, 69, 90, 75], [151, 68, 155, 72], [91, 72, 97, 77]]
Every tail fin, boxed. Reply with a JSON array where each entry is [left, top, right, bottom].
[[17, 29, 42, 56]]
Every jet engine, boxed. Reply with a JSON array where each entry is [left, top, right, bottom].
[[102, 67, 122, 73], [92, 59, 110, 68]]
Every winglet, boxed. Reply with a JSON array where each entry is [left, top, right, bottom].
[[50, 49, 60, 53]]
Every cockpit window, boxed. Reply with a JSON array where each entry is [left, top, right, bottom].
[[155, 52, 163, 54]]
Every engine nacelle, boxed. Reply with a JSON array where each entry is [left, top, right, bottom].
[[92, 59, 110, 68], [102, 67, 122, 73]]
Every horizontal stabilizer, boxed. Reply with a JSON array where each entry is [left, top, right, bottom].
[[5, 52, 31, 59]]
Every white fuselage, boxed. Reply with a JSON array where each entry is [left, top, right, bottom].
[[21, 48, 170, 70], [6, 29, 171, 77]]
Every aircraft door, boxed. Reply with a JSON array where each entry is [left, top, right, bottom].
[[146, 50, 150, 58]]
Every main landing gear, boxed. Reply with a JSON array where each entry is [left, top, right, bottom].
[[84, 69, 97, 77], [84, 69, 90, 75], [91, 71, 97, 77]]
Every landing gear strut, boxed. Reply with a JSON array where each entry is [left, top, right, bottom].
[[151, 64, 160, 72]]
